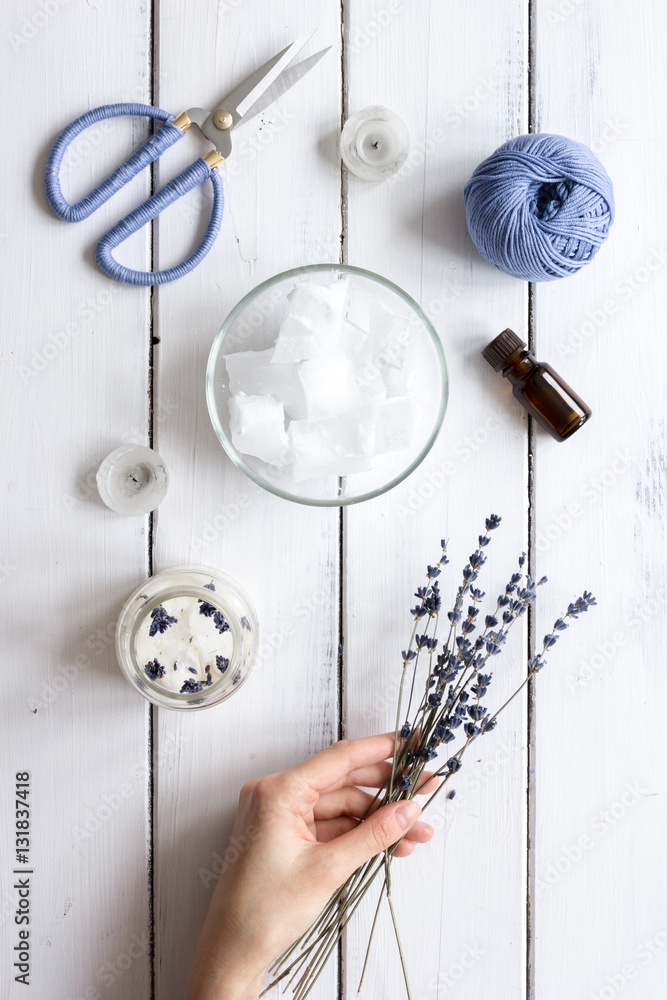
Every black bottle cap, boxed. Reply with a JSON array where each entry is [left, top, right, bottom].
[[482, 329, 527, 371]]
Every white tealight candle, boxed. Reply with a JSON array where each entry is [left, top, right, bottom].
[[340, 106, 409, 181], [97, 443, 168, 516]]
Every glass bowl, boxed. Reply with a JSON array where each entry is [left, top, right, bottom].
[[116, 565, 258, 711], [206, 264, 448, 506]]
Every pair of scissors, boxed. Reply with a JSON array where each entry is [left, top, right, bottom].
[[44, 37, 329, 286]]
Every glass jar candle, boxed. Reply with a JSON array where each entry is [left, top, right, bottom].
[[116, 565, 258, 711]]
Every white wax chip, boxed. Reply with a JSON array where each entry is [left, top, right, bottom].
[[345, 279, 371, 331], [288, 417, 372, 482], [272, 278, 351, 363], [225, 350, 307, 420], [225, 349, 291, 394], [368, 300, 411, 369], [341, 319, 369, 359], [271, 313, 317, 363], [274, 317, 366, 365], [329, 408, 378, 457], [374, 397, 416, 454], [298, 355, 362, 421], [353, 358, 389, 405], [289, 276, 349, 322], [382, 366, 409, 398], [229, 392, 289, 466], [374, 329, 409, 372]]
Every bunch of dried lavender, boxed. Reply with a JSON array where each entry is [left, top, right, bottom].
[[263, 516, 595, 999]]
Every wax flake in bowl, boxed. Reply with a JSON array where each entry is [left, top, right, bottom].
[[229, 393, 289, 465], [271, 278, 351, 361], [207, 264, 448, 505]]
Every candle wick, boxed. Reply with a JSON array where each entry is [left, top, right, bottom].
[[372, 141, 380, 149]]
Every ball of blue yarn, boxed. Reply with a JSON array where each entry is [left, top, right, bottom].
[[463, 133, 615, 281]]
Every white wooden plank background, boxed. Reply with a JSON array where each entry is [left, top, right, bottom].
[[152, 4, 342, 998], [343, 2, 530, 998], [532, 2, 667, 998], [0, 3, 156, 999], [1, 2, 665, 999]]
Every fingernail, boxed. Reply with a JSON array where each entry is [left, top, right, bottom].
[[395, 801, 421, 830]]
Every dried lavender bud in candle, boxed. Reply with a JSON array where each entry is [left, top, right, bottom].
[[144, 659, 166, 681], [149, 605, 178, 636], [180, 679, 204, 694]]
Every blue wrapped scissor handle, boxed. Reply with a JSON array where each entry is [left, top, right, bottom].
[[44, 103, 224, 286]]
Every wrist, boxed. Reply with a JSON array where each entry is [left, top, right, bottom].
[[187, 961, 266, 1000]]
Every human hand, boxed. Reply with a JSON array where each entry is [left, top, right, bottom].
[[186, 733, 436, 1000]]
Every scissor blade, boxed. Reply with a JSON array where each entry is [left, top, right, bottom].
[[234, 47, 331, 128], [221, 36, 312, 120]]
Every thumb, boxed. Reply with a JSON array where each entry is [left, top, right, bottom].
[[323, 801, 422, 882]]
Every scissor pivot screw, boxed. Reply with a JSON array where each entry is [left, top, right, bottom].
[[212, 109, 233, 130]]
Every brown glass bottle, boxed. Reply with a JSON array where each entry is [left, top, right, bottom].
[[482, 329, 591, 441]]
